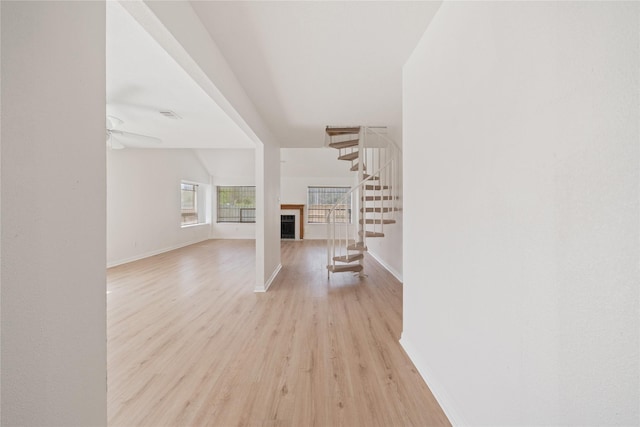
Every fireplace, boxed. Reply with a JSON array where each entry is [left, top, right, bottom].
[[280, 204, 304, 240], [281, 215, 296, 239]]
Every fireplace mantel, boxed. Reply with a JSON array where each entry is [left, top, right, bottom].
[[281, 204, 304, 239]]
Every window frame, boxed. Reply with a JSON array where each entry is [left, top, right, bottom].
[[216, 185, 256, 223], [180, 181, 200, 227], [307, 186, 352, 224]]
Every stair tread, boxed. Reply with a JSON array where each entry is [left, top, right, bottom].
[[361, 207, 399, 213], [359, 231, 385, 238], [333, 253, 364, 263], [365, 195, 394, 201], [327, 264, 364, 273], [347, 243, 368, 251], [329, 139, 359, 149], [326, 126, 361, 136], [325, 124, 400, 275], [338, 151, 359, 161], [365, 185, 390, 190], [359, 219, 397, 225]]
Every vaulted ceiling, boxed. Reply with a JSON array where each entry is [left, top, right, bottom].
[[106, 1, 254, 149], [106, 1, 441, 149], [192, 1, 441, 148]]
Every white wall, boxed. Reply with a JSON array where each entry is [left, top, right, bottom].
[[365, 214, 403, 281], [197, 148, 255, 181], [257, 142, 281, 290], [281, 148, 353, 239], [1, 2, 107, 425], [402, 2, 639, 425], [197, 148, 256, 239], [107, 148, 211, 267], [1, 4, 3, 417]]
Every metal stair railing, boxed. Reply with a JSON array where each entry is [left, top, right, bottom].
[[326, 126, 402, 277]]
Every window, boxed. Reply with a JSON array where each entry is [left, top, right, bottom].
[[307, 186, 351, 223], [181, 182, 199, 226], [181, 181, 211, 227], [217, 186, 256, 223]]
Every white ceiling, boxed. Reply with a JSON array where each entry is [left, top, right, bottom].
[[106, 1, 254, 149], [191, 1, 441, 148], [106, 1, 440, 150]]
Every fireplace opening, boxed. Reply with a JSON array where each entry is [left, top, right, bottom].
[[281, 215, 295, 239]]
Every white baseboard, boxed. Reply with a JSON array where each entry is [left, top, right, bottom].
[[210, 234, 257, 240], [368, 250, 403, 283], [106, 238, 209, 268], [399, 335, 466, 426], [255, 263, 282, 293]]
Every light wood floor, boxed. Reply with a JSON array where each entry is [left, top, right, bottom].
[[108, 239, 450, 427]]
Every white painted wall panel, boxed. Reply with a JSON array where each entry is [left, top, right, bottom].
[[403, 2, 639, 425], [1, 2, 107, 424], [107, 148, 210, 266]]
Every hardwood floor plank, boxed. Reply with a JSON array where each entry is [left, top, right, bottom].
[[108, 239, 449, 426]]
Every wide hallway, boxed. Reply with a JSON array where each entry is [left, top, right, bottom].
[[107, 240, 449, 426]]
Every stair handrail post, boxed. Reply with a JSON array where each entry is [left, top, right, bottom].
[[390, 145, 394, 221], [327, 209, 331, 278], [393, 145, 399, 221], [380, 142, 385, 236], [365, 127, 402, 226], [358, 127, 366, 253]]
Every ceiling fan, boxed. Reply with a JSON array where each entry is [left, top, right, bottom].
[[106, 116, 161, 149]]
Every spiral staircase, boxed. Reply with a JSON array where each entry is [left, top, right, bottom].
[[325, 126, 401, 277]]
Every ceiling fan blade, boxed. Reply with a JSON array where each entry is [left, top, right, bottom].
[[109, 129, 161, 145], [106, 115, 124, 130]]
